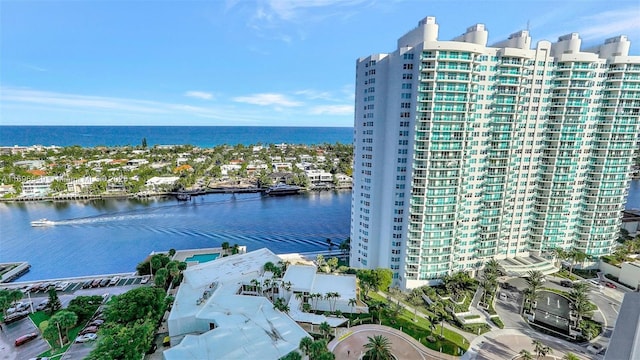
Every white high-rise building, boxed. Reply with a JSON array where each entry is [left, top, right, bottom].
[[350, 16, 640, 289]]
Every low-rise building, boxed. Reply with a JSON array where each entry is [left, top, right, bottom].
[[66, 176, 100, 193], [145, 176, 179, 190], [22, 176, 60, 197], [0, 184, 16, 196], [165, 248, 309, 360]]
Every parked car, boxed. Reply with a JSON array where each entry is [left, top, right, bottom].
[[91, 279, 102, 288], [79, 326, 99, 335], [605, 282, 617, 289], [587, 343, 606, 355], [55, 282, 70, 291], [109, 276, 120, 286], [81, 280, 93, 289], [141, 275, 150, 284], [560, 280, 574, 288], [99, 279, 109, 287], [36, 300, 49, 311], [4, 311, 29, 324], [89, 319, 104, 327], [75, 333, 98, 343], [587, 279, 604, 289], [14, 332, 38, 346]]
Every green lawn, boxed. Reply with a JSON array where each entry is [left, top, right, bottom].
[[28, 311, 85, 358], [29, 311, 51, 327], [367, 292, 468, 355]]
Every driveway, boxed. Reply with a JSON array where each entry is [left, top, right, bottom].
[[328, 324, 457, 360]]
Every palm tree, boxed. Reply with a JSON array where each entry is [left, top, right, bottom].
[[551, 247, 568, 268], [280, 350, 303, 360], [326, 292, 340, 312], [407, 289, 423, 321], [484, 258, 501, 275], [568, 249, 588, 275], [532, 340, 552, 359], [524, 270, 545, 304], [50, 310, 78, 344], [319, 321, 331, 339], [562, 353, 580, 360], [326, 238, 334, 252], [570, 282, 592, 327], [221, 241, 230, 255], [250, 278, 261, 294], [363, 335, 393, 360], [299, 336, 313, 356], [348, 298, 357, 315], [311, 292, 323, 309], [428, 301, 448, 338], [263, 278, 272, 298], [519, 349, 534, 360], [8, 289, 23, 307]]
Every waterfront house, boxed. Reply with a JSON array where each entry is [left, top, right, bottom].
[[0, 184, 16, 196], [66, 176, 100, 193], [22, 176, 61, 197], [14, 160, 45, 170]]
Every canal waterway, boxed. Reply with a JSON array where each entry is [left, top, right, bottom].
[[4, 180, 640, 283], [0, 191, 351, 281]]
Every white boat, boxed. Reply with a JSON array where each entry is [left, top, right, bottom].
[[30, 218, 55, 227], [265, 183, 301, 196]]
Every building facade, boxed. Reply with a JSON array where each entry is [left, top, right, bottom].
[[350, 16, 640, 289]]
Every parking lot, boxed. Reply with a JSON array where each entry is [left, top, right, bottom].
[[1, 274, 149, 360], [1, 314, 49, 360]]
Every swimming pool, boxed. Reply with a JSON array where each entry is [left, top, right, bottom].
[[184, 253, 220, 263]]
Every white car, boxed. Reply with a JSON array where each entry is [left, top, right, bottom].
[[55, 282, 70, 291], [140, 275, 150, 284], [587, 279, 604, 289], [75, 333, 98, 343], [109, 276, 120, 286]]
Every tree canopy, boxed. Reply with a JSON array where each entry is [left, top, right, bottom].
[[105, 287, 165, 325]]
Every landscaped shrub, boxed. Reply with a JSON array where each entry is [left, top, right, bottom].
[[491, 317, 504, 329]]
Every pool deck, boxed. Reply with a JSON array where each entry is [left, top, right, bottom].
[[169, 247, 246, 263]]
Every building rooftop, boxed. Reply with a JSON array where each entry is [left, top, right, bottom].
[[165, 248, 309, 360], [604, 292, 640, 360]]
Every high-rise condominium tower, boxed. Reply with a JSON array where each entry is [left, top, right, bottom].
[[351, 16, 640, 289]]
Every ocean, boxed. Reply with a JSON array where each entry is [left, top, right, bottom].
[[0, 126, 354, 148]]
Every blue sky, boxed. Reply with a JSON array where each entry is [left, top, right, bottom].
[[1, 0, 639, 127]]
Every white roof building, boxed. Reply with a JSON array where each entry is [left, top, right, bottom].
[[146, 176, 179, 187], [66, 176, 100, 193], [165, 248, 309, 360]]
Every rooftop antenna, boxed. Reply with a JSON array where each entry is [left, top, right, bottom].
[[526, 20, 530, 32]]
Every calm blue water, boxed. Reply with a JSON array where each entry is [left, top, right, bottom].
[[0, 126, 354, 147], [0, 191, 351, 281], [626, 180, 640, 210]]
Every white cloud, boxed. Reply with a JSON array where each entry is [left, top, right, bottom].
[[0, 87, 277, 124], [577, 8, 640, 40], [184, 91, 214, 100], [264, 0, 369, 21], [232, 93, 302, 107], [294, 89, 335, 101], [310, 104, 353, 115]]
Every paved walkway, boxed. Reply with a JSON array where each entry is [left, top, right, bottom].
[[461, 328, 592, 360], [328, 324, 457, 360]]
